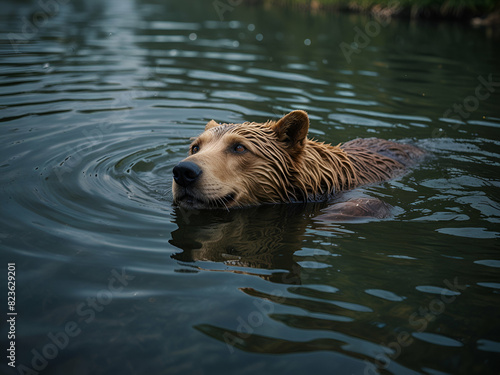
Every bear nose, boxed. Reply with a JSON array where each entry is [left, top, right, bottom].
[[173, 161, 202, 187]]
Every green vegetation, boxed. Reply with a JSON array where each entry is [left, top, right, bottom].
[[255, 0, 500, 19]]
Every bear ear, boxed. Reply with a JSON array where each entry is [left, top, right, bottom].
[[272, 110, 309, 148], [205, 120, 220, 131]]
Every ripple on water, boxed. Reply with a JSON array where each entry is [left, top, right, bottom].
[[412, 332, 463, 347], [415, 285, 461, 296], [436, 227, 499, 239], [328, 113, 393, 127], [477, 339, 500, 353], [17, 124, 183, 245], [474, 260, 500, 268], [477, 282, 500, 290], [365, 289, 405, 302]]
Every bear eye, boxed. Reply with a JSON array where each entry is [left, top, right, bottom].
[[233, 144, 246, 154], [191, 145, 200, 154]]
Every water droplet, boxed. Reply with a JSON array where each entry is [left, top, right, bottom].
[[304, 38, 311, 46], [189, 33, 197, 41], [247, 24, 255, 32], [256, 33, 263, 42]]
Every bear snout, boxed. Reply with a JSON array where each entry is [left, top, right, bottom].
[[173, 161, 203, 187]]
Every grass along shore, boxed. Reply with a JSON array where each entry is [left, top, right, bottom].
[[250, 0, 500, 23]]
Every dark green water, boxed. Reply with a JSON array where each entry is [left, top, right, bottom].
[[1, 0, 500, 374]]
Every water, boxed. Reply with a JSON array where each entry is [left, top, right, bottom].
[[1, 0, 499, 374]]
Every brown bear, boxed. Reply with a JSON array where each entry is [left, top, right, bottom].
[[172, 110, 423, 218]]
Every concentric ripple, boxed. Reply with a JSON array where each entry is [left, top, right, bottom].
[[30, 126, 187, 237]]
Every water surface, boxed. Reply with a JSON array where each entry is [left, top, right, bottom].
[[1, 0, 500, 374]]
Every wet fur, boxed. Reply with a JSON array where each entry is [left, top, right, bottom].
[[172, 110, 424, 210]]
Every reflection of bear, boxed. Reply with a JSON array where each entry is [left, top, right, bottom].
[[172, 110, 424, 219], [170, 205, 408, 364], [170, 203, 332, 284]]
